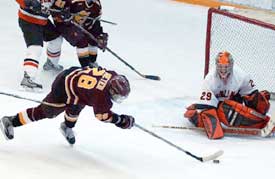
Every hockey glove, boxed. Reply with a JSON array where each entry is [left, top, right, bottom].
[[114, 114, 135, 129], [41, 6, 51, 15], [96, 33, 108, 52], [24, 0, 41, 13], [60, 7, 72, 23]]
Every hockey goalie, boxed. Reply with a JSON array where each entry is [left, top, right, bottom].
[[184, 51, 274, 139]]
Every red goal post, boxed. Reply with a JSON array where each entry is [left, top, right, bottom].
[[205, 8, 275, 99]]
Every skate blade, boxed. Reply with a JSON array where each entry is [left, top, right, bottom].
[[0, 119, 9, 141], [59, 127, 75, 147]]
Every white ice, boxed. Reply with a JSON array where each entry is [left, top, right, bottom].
[[0, 0, 275, 179]]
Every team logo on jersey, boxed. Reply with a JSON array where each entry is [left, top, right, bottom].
[[216, 90, 236, 99]]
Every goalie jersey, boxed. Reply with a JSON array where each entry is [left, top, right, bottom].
[[198, 65, 257, 107]]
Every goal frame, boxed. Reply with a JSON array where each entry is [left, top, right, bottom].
[[204, 8, 275, 99]]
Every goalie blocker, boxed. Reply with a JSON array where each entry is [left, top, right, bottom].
[[184, 90, 271, 139]]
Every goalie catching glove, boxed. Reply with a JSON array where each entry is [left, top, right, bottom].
[[243, 90, 270, 115]]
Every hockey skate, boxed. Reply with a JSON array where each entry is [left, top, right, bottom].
[[43, 59, 64, 73], [261, 116, 275, 137], [20, 72, 43, 92], [0, 116, 14, 140], [60, 122, 75, 145]]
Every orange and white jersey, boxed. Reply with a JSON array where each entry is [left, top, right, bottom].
[[16, 0, 54, 25], [198, 65, 257, 107]]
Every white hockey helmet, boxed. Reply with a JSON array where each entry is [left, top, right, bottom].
[[215, 51, 234, 80]]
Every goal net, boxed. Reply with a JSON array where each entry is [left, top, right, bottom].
[[205, 8, 275, 98]]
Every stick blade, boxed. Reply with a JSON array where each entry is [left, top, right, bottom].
[[144, 75, 161, 81], [202, 150, 224, 162]]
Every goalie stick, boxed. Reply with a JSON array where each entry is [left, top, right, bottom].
[[152, 124, 275, 137], [134, 123, 223, 162], [260, 112, 275, 137]]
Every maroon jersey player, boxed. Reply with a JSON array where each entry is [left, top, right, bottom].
[[51, 0, 108, 67], [0, 66, 134, 145]]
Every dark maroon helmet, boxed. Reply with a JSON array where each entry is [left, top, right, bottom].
[[108, 75, 130, 103], [85, 0, 102, 18], [86, 0, 98, 6]]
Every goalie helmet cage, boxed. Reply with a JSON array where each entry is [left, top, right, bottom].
[[205, 8, 275, 99]]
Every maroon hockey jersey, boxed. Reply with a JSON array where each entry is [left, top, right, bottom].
[[44, 66, 118, 122]]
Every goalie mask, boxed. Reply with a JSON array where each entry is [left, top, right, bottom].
[[215, 51, 234, 81], [108, 75, 130, 103]]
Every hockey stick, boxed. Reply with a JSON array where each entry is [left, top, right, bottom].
[[152, 124, 275, 137], [69, 13, 117, 25], [71, 21, 161, 81], [46, 7, 117, 25], [0, 91, 66, 108], [134, 123, 223, 162], [99, 19, 117, 26]]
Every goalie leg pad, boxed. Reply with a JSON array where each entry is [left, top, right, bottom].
[[184, 109, 203, 127], [217, 100, 269, 129], [201, 109, 224, 139], [184, 104, 206, 127], [184, 105, 224, 139]]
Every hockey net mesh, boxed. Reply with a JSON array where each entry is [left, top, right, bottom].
[[205, 8, 275, 95]]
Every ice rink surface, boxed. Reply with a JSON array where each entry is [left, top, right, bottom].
[[0, 0, 274, 179]]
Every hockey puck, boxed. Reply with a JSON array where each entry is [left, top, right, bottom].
[[213, 159, 220, 164]]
